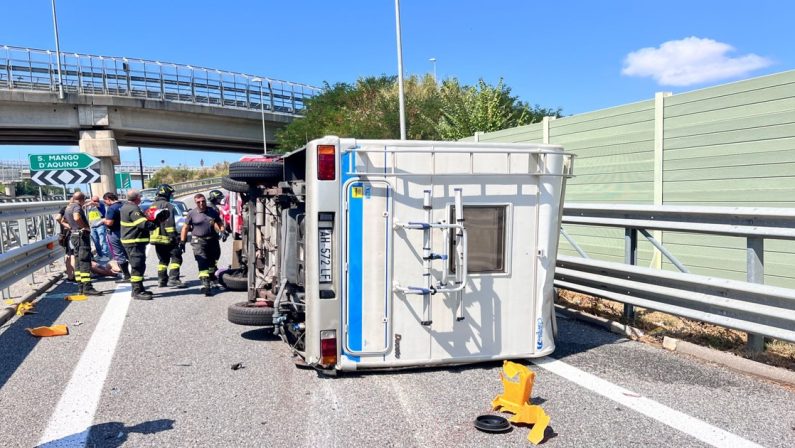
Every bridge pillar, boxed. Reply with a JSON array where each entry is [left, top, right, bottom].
[[79, 130, 120, 197], [2, 183, 16, 198]]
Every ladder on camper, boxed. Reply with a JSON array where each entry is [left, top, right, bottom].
[[393, 188, 468, 326]]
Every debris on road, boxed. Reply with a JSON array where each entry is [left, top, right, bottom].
[[231, 362, 244, 370], [16, 302, 34, 316], [474, 414, 511, 433], [26, 324, 69, 337], [73, 321, 84, 327], [491, 361, 551, 445], [65, 294, 88, 301]]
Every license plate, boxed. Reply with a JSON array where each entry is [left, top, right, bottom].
[[318, 228, 332, 283]]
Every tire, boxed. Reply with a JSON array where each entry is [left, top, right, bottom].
[[219, 268, 248, 291], [228, 161, 283, 185], [228, 302, 275, 326], [221, 176, 250, 193]]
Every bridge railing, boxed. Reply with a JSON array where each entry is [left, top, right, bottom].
[[557, 204, 795, 349], [0, 45, 321, 116]]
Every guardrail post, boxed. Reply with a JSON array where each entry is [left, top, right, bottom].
[[624, 228, 638, 322], [746, 237, 765, 352]]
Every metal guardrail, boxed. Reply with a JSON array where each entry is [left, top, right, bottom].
[[557, 203, 795, 348], [0, 44, 321, 116], [172, 177, 223, 197], [0, 201, 64, 298]]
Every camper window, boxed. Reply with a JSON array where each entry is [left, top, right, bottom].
[[449, 205, 506, 273]]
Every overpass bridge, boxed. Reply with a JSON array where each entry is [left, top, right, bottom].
[[0, 45, 320, 194]]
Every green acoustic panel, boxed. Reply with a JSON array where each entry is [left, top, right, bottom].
[[665, 71, 795, 106], [665, 98, 795, 134], [664, 122, 795, 151], [664, 137, 795, 162], [665, 83, 795, 118]]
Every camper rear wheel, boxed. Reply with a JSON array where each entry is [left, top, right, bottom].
[[221, 176, 250, 193], [228, 161, 282, 185], [227, 302, 275, 326]]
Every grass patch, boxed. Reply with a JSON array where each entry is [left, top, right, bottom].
[[557, 289, 795, 372]]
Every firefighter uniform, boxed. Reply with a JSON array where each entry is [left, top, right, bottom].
[[206, 189, 229, 283], [64, 201, 101, 295], [120, 201, 159, 299], [150, 186, 185, 288], [185, 206, 222, 295]]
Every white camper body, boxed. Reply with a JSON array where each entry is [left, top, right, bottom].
[[286, 136, 572, 371]]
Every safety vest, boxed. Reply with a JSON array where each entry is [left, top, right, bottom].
[[149, 197, 177, 245], [120, 202, 151, 245]]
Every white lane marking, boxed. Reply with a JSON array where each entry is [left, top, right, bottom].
[[37, 285, 132, 447], [530, 357, 764, 448]]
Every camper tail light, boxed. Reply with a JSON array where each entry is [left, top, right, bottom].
[[320, 329, 337, 366], [317, 145, 336, 180]]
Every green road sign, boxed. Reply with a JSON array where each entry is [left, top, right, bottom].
[[115, 172, 132, 189], [29, 153, 100, 171]]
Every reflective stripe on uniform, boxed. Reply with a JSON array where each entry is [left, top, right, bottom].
[[198, 270, 209, 278], [121, 238, 150, 244], [121, 217, 148, 227], [165, 227, 176, 233], [130, 275, 144, 282], [157, 264, 167, 272], [168, 263, 181, 270]]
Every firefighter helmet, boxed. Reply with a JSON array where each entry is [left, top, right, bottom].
[[156, 184, 175, 200], [208, 189, 225, 205]]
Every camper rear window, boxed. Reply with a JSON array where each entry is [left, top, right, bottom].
[[449, 205, 506, 273]]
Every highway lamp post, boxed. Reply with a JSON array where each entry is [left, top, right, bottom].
[[394, 0, 407, 140], [251, 77, 268, 154], [138, 147, 145, 189], [429, 57, 437, 83], [50, 0, 65, 99]]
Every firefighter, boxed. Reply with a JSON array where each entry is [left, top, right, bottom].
[[64, 192, 101, 296], [121, 189, 170, 300], [206, 189, 229, 284], [181, 193, 224, 296], [149, 184, 185, 288]]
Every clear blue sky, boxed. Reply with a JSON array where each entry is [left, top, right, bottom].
[[2, 0, 793, 166]]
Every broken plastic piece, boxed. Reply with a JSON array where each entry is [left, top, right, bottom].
[[491, 360, 551, 445], [65, 294, 88, 301], [16, 302, 34, 316], [26, 324, 69, 337]]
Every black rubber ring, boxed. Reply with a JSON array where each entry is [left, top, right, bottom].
[[474, 414, 511, 433]]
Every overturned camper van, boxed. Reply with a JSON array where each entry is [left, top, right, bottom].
[[223, 136, 573, 371]]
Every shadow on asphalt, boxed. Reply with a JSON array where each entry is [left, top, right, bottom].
[[37, 418, 175, 447], [0, 281, 78, 390], [240, 327, 280, 341]]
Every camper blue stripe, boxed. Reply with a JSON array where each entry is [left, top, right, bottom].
[[342, 151, 361, 362], [348, 183, 364, 356]]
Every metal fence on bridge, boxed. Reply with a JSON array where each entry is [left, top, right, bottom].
[[0, 45, 321, 115]]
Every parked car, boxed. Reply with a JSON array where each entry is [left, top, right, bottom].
[[140, 188, 158, 202]]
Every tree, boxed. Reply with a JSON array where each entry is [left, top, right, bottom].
[[437, 78, 561, 141], [276, 75, 560, 150], [146, 162, 229, 188]]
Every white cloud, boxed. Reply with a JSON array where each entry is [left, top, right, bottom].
[[622, 37, 772, 86]]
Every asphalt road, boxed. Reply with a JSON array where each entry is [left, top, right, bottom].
[[0, 197, 793, 447]]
